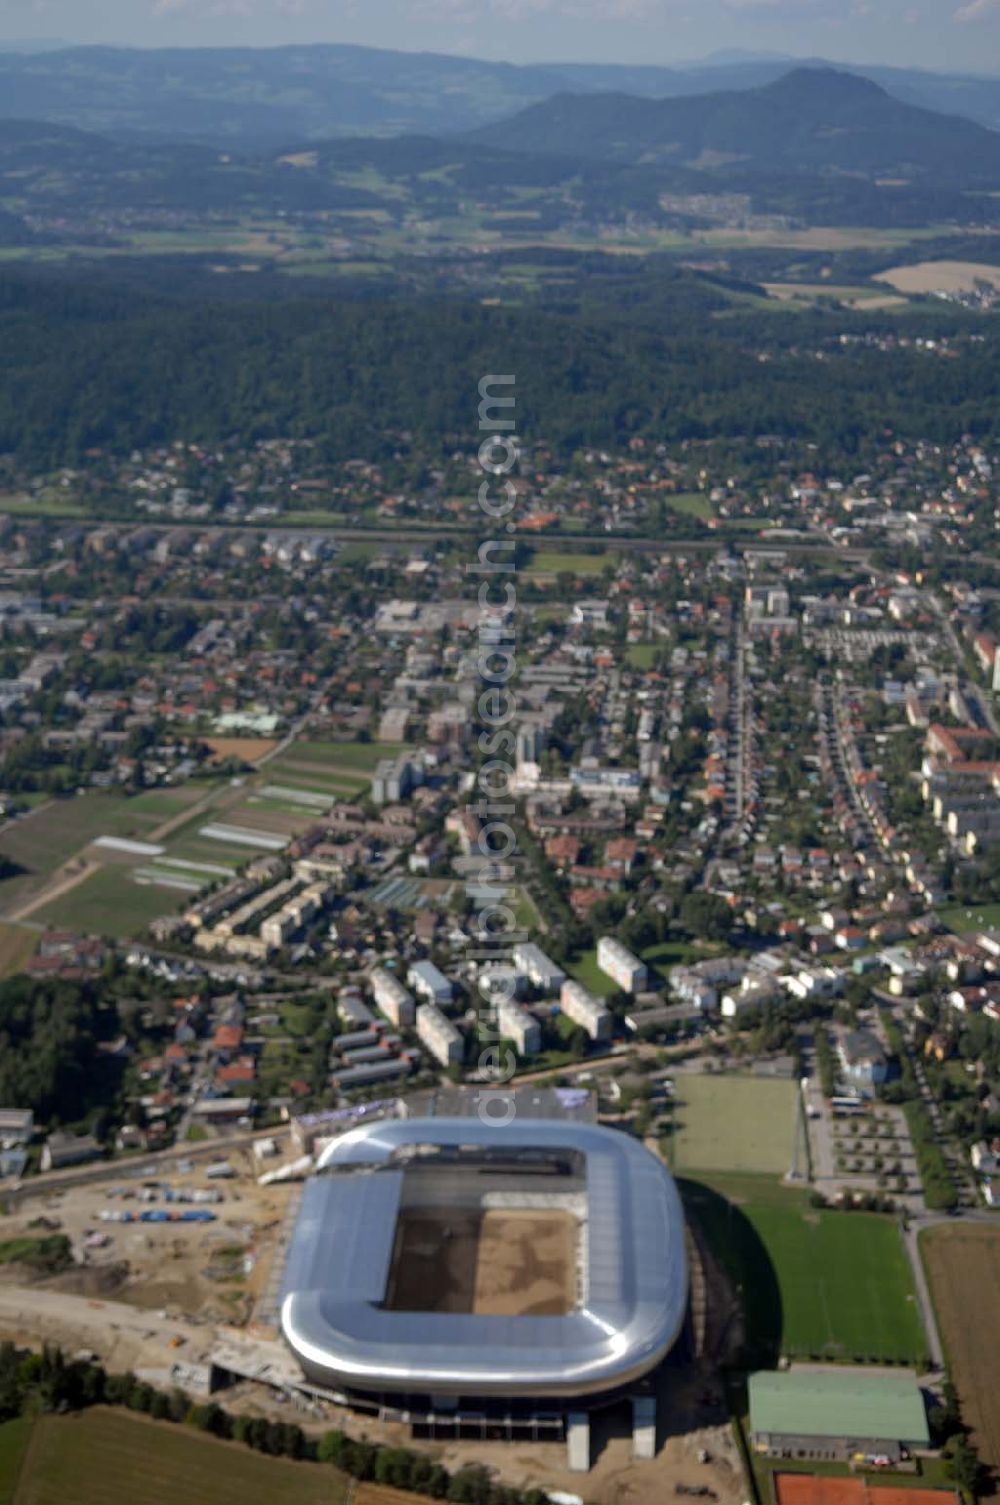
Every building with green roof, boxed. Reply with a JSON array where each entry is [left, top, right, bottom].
[[749, 1368, 930, 1464]]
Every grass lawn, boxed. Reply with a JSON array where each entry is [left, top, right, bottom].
[[640, 938, 707, 979], [566, 947, 620, 998], [527, 551, 613, 576], [937, 903, 1000, 935], [682, 1172, 927, 1365], [0, 1418, 33, 1504], [510, 885, 542, 931], [625, 643, 659, 670], [11, 1410, 347, 1505], [664, 492, 714, 520], [32, 867, 182, 939], [279, 1001, 320, 1037], [668, 1074, 799, 1176]]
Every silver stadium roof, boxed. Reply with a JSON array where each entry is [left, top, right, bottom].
[[280, 1116, 688, 1399]]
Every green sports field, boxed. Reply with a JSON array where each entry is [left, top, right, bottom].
[[669, 1073, 799, 1175], [4, 1410, 347, 1505], [683, 1173, 927, 1366]]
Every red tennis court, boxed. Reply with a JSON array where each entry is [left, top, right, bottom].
[[774, 1474, 955, 1505]]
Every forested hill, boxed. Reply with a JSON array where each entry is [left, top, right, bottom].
[[0, 273, 997, 473], [478, 68, 1000, 184]]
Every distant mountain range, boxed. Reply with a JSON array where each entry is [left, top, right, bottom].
[[0, 65, 996, 240], [0, 43, 997, 144], [476, 68, 1000, 184]]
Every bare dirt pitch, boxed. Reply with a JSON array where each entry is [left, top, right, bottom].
[[204, 738, 280, 764], [385, 1208, 577, 1317]]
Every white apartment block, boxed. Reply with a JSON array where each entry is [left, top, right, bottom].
[[559, 979, 612, 1041], [417, 1003, 464, 1067], [512, 942, 566, 993], [597, 936, 648, 994], [497, 999, 542, 1057], [408, 959, 453, 1006], [370, 967, 416, 1027]]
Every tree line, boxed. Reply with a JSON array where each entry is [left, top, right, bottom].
[[0, 1343, 551, 1505]]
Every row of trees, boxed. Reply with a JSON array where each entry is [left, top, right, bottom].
[[881, 1017, 959, 1212]]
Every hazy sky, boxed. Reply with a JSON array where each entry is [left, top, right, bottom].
[[1, 0, 998, 72]]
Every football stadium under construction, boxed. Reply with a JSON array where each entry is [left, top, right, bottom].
[[277, 1114, 690, 1464]]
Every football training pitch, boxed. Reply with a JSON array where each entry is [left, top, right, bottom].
[[683, 1174, 927, 1366], [668, 1073, 800, 1176]]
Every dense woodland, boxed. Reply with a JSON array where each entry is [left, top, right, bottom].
[[0, 270, 997, 474], [0, 975, 118, 1127]]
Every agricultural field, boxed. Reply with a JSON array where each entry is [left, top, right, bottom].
[[921, 1224, 1000, 1498], [876, 259, 1000, 295], [116, 790, 202, 821], [0, 794, 179, 921], [683, 1173, 927, 1365], [161, 834, 256, 871], [763, 282, 908, 310], [699, 226, 945, 251], [3, 1410, 347, 1505], [668, 1074, 799, 1176], [356, 1488, 435, 1505], [0, 923, 36, 980], [30, 868, 184, 939], [0, 727, 539, 935], [291, 739, 406, 771], [0, 1419, 32, 1505], [0, 794, 164, 911], [265, 738, 410, 796]]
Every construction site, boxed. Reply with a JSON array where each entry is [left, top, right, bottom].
[[0, 1098, 744, 1505]]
